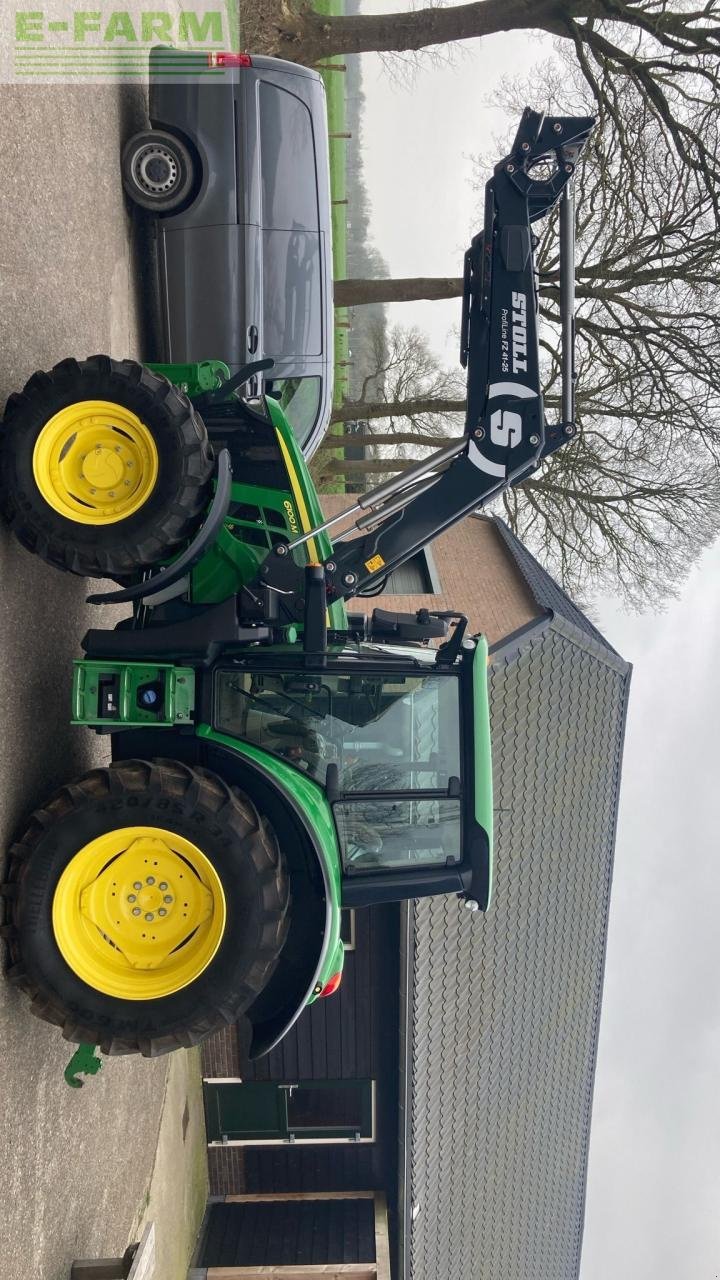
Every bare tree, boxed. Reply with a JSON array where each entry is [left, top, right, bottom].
[[335, 277, 463, 307], [318, 52, 720, 602], [258, 1, 720, 204], [505, 427, 720, 607], [312, 321, 465, 488], [329, 395, 465, 426], [525, 69, 715, 422], [327, 321, 465, 435]]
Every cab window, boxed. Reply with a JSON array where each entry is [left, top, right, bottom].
[[214, 669, 462, 872], [335, 797, 461, 871]]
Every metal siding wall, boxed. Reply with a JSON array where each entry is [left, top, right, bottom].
[[406, 625, 630, 1280]]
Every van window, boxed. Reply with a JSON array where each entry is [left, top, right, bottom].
[[262, 229, 322, 357], [267, 377, 321, 446], [259, 83, 319, 231]]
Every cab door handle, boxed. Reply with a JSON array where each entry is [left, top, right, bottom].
[[247, 324, 259, 354]]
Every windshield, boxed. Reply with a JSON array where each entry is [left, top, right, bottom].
[[215, 668, 462, 871], [266, 377, 321, 447]]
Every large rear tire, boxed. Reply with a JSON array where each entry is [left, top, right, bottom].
[[0, 355, 213, 578], [2, 760, 290, 1057]]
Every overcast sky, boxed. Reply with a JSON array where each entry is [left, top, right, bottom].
[[356, 8, 720, 1276]]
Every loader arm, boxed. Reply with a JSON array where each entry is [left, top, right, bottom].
[[246, 108, 595, 620]]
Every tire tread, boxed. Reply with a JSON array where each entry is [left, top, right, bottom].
[[0, 356, 213, 578], [5, 759, 290, 1057]]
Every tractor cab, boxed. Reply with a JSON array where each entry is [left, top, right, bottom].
[[211, 632, 493, 911]]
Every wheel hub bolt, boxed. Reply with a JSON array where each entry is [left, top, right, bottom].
[[158, 908, 167, 918], [146, 876, 155, 885], [132, 907, 142, 917], [159, 882, 168, 891], [127, 894, 137, 903], [163, 895, 173, 904], [133, 881, 142, 890], [145, 912, 155, 922]]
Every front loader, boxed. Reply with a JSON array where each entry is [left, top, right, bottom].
[[0, 110, 594, 1060]]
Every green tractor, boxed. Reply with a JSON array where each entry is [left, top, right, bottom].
[[0, 110, 593, 1059]]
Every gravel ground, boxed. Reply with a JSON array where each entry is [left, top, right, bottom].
[[0, 80, 176, 1280]]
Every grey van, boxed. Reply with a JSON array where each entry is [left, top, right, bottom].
[[122, 48, 334, 458]]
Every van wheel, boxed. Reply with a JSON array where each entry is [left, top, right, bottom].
[[2, 759, 290, 1057], [121, 129, 196, 212]]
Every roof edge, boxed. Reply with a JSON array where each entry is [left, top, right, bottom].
[[490, 517, 624, 661], [548, 611, 632, 678], [572, 658, 633, 1274], [488, 606, 631, 678], [488, 609, 553, 663]]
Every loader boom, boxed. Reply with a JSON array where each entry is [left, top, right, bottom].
[[250, 108, 595, 618]]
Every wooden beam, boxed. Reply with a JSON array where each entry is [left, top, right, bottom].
[[71, 1225, 155, 1280], [315, 63, 348, 71], [374, 1194, 391, 1280], [329, 132, 352, 140], [70, 1265, 126, 1280], [127, 1224, 156, 1280], [206, 1268, 376, 1279]]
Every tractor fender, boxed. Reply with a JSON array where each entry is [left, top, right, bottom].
[[198, 736, 342, 1060], [110, 727, 342, 1059]]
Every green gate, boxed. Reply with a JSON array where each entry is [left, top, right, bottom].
[[204, 1079, 374, 1143]]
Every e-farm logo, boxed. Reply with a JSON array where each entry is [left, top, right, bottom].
[[7, 4, 239, 81]]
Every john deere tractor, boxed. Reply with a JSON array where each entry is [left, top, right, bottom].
[[0, 110, 593, 1059]]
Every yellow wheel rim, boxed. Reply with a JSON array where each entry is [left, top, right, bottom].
[[52, 826, 227, 1000], [32, 400, 159, 525]]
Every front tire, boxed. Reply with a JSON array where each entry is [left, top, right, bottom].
[[0, 355, 213, 578], [2, 760, 290, 1056]]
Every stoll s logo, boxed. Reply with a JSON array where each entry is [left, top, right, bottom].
[[8, 4, 237, 82], [489, 408, 522, 449]]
